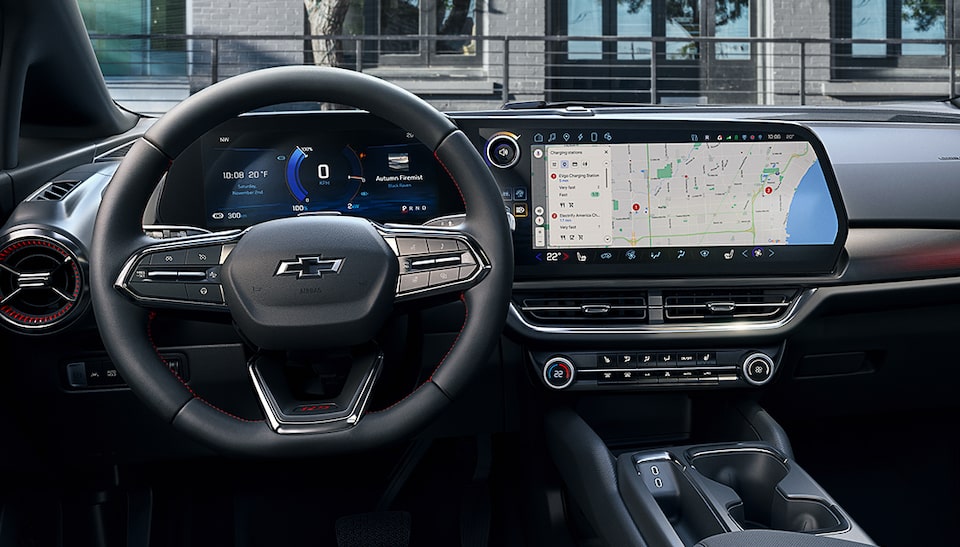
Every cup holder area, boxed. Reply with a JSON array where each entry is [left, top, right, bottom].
[[690, 450, 846, 534]]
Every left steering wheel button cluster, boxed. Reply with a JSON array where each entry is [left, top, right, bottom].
[[124, 244, 228, 307]]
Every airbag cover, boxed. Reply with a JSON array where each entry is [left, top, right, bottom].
[[221, 215, 397, 349]]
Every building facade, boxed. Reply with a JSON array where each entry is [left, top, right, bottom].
[[78, 0, 959, 111]]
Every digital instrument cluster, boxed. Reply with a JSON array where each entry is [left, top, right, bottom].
[[157, 113, 463, 230]]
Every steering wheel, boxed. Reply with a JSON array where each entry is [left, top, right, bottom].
[[90, 66, 513, 457]]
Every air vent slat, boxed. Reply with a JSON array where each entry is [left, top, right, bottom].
[[515, 291, 648, 325], [34, 180, 81, 201], [663, 288, 798, 322]]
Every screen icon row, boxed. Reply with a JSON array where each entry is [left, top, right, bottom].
[[533, 131, 614, 144]]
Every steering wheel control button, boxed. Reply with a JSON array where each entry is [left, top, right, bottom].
[[205, 266, 222, 282], [426, 238, 458, 253], [485, 133, 521, 169], [396, 238, 428, 255], [428, 268, 459, 287], [128, 282, 187, 300], [146, 270, 180, 280], [543, 356, 575, 390], [185, 245, 223, 265], [742, 352, 776, 386], [399, 273, 429, 292], [186, 284, 224, 304], [149, 249, 186, 265]]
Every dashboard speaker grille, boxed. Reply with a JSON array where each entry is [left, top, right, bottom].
[[516, 291, 648, 325], [0, 237, 83, 331], [662, 288, 798, 322]]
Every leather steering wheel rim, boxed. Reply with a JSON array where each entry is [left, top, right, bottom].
[[90, 66, 513, 457]]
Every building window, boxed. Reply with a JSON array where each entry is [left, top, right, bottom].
[[835, 0, 946, 77], [79, 0, 186, 77], [370, 0, 480, 66]]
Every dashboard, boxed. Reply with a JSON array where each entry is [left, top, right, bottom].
[[4, 106, 960, 395], [4, 102, 960, 546], [158, 113, 846, 281]]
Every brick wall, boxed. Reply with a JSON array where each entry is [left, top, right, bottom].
[[488, 0, 546, 103], [767, 0, 834, 105], [190, 0, 304, 89]]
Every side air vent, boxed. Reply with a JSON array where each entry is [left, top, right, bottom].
[[662, 288, 798, 322], [0, 233, 85, 332], [33, 180, 82, 201], [516, 291, 648, 325]]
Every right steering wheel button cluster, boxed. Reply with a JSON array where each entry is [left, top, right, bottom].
[[389, 234, 484, 298]]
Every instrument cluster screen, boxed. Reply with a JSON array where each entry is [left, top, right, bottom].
[[200, 115, 457, 229]]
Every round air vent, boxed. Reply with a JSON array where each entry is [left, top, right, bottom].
[[0, 232, 85, 332]]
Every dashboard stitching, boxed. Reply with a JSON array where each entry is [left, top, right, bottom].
[[147, 311, 264, 423]]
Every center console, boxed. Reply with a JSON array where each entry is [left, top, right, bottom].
[[545, 407, 875, 547]]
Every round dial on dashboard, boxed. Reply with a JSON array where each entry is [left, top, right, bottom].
[[543, 355, 576, 390], [741, 352, 775, 386], [485, 133, 521, 169], [284, 145, 365, 208]]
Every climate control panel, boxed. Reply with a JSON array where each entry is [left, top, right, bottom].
[[531, 346, 782, 391]]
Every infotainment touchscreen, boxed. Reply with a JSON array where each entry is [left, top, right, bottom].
[[531, 140, 836, 249], [482, 121, 847, 277]]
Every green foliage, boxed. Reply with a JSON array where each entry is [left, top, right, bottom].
[[619, 0, 748, 25], [902, 0, 945, 33]]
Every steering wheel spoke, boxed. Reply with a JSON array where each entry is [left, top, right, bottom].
[[249, 345, 383, 434], [115, 231, 243, 311], [379, 224, 490, 302]]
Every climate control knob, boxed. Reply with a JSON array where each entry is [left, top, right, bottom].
[[741, 352, 775, 386], [543, 356, 576, 390]]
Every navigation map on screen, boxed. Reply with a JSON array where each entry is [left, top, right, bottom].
[[531, 140, 838, 249]]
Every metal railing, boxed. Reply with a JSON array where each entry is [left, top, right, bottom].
[[87, 33, 960, 113]]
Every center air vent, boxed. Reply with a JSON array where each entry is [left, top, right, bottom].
[[662, 288, 798, 322], [516, 291, 648, 325], [0, 234, 85, 331]]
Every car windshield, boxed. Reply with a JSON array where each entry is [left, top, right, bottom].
[[79, 0, 955, 114]]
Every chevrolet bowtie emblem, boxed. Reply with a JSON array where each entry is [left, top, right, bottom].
[[274, 256, 345, 279]]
